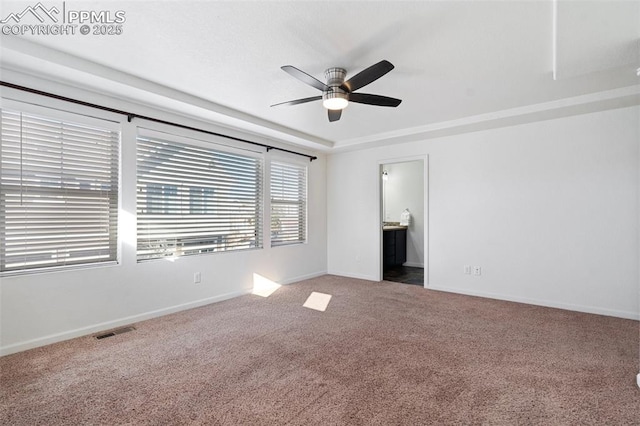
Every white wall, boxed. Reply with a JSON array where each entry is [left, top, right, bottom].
[[1, 80, 637, 358], [328, 106, 639, 319], [383, 161, 424, 267], [0, 86, 327, 355]]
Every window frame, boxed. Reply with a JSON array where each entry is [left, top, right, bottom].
[[0, 98, 122, 276], [269, 159, 308, 247], [135, 127, 265, 262]]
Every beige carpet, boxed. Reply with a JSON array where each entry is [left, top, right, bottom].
[[1, 275, 638, 425]]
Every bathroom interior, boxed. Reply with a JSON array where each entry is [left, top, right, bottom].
[[381, 160, 425, 286]]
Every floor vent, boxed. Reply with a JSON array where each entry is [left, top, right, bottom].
[[95, 326, 136, 340]]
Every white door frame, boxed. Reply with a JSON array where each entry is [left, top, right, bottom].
[[378, 155, 429, 287]]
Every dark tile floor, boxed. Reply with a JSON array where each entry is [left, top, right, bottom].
[[383, 266, 424, 286]]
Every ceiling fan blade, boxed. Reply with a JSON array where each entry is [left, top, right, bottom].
[[270, 96, 322, 107], [348, 93, 402, 107], [341, 60, 395, 92], [328, 109, 342, 122], [281, 65, 329, 92]]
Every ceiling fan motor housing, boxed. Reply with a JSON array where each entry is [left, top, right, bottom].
[[323, 67, 348, 107]]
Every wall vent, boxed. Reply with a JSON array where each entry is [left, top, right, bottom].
[[95, 326, 136, 340]]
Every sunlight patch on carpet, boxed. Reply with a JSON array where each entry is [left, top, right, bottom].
[[252, 273, 281, 297], [303, 292, 332, 312]]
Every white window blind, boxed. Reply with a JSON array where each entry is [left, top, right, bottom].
[[137, 134, 263, 261], [0, 108, 120, 273], [270, 162, 307, 246]]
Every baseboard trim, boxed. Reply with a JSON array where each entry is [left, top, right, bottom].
[[426, 285, 639, 320], [279, 270, 327, 285], [0, 289, 249, 357], [328, 271, 378, 282], [403, 262, 424, 268]]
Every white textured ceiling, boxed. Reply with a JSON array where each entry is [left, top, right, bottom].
[[1, 0, 639, 152]]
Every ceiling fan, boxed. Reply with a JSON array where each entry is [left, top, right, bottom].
[[271, 60, 402, 122]]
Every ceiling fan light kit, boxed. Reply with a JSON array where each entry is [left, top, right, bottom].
[[322, 67, 349, 110], [271, 60, 402, 122]]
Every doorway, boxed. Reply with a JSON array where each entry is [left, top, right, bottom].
[[380, 157, 427, 287]]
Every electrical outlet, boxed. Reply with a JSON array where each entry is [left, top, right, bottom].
[[464, 265, 471, 275], [194, 272, 201, 284], [473, 266, 481, 276]]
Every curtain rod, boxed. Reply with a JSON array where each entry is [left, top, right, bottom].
[[0, 81, 318, 162]]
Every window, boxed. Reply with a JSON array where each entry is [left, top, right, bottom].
[[146, 184, 178, 214], [189, 187, 215, 215], [136, 133, 263, 261], [0, 107, 120, 273], [270, 161, 307, 246]]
